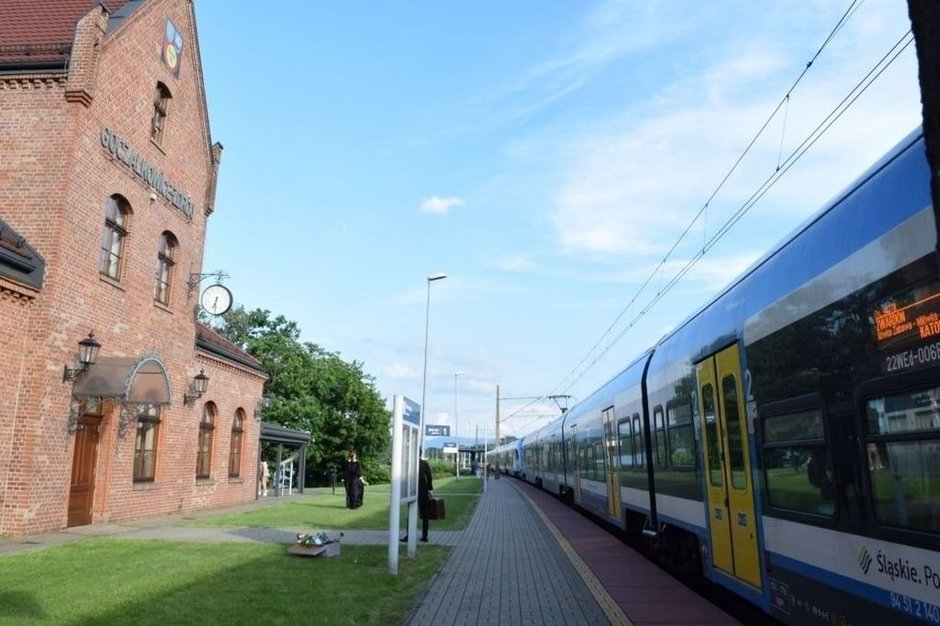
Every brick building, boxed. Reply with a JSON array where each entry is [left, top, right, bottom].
[[0, 0, 267, 536]]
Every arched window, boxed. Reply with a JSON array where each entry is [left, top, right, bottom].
[[154, 231, 178, 305], [134, 405, 161, 482], [151, 82, 171, 144], [229, 409, 245, 478], [196, 403, 215, 479], [99, 195, 130, 280]]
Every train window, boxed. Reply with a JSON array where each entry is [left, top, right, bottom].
[[702, 383, 722, 487], [865, 386, 940, 534], [579, 445, 588, 481], [761, 407, 834, 517], [631, 414, 644, 468], [595, 441, 605, 481], [763, 408, 825, 442], [667, 400, 694, 468], [654, 406, 667, 469], [722, 375, 746, 490], [618, 419, 633, 471]]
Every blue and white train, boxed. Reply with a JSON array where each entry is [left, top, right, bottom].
[[490, 127, 940, 625]]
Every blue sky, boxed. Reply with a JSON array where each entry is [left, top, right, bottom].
[[194, 1, 921, 442]]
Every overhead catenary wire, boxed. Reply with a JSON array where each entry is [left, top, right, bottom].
[[536, 11, 913, 411], [549, 1, 866, 400], [559, 28, 914, 396], [506, 5, 908, 424]]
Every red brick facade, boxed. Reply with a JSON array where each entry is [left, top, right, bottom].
[[0, 0, 266, 536]]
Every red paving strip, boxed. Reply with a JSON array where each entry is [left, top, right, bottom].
[[514, 479, 743, 626]]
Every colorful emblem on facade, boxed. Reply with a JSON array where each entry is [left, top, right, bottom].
[[858, 545, 873, 574], [162, 19, 184, 78]]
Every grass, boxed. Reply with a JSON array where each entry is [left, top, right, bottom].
[[0, 477, 483, 625], [0, 539, 447, 625], [194, 476, 483, 532]]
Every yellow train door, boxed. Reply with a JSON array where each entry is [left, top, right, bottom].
[[696, 344, 761, 589], [603, 407, 621, 518]]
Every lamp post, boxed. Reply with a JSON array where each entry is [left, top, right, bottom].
[[454, 371, 463, 480], [418, 273, 447, 459]]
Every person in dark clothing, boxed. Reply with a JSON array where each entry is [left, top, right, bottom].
[[345, 451, 366, 509], [418, 456, 433, 541]]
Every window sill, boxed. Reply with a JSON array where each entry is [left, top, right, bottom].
[[195, 478, 216, 487], [153, 300, 173, 314], [228, 477, 243, 483], [150, 138, 166, 155], [133, 481, 159, 491], [99, 274, 125, 291]]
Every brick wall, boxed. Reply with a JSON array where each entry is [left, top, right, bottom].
[[0, 0, 265, 536]]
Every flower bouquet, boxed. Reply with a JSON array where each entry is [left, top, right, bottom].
[[289, 531, 342, 557]]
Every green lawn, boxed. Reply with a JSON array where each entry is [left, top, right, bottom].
[[0, 478, 485, 625], [194, 476, 483, 532], [0, 539, 446, 625]]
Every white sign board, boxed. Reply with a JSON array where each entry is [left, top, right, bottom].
[[389, 395, 421, 574]]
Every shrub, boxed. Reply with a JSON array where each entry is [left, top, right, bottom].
[[428, 459, 453, 479]]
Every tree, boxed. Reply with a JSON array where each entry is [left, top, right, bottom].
[[218, 306, 390, 482]]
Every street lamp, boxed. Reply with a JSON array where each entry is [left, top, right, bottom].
[[454, 371, 463, 480], [418, 272, 447, 458]]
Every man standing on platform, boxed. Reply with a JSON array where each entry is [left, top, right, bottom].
[[418, 453, 433, 542]]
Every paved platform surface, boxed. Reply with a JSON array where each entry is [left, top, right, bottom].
[[406, 477, 741, 626], [0, 480, 744, 625]]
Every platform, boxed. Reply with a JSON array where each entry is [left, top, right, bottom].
[[406, 478, 742, 626]]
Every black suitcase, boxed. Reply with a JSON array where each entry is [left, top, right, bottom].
[[426, 496, 446, 520]]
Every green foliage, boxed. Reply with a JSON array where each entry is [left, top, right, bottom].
[[362, 460, 391, 484], [428, 459, 455, 478], [218, 306, 391, 477]]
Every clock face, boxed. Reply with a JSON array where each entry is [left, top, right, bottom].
[[200, 284, 232, 316]]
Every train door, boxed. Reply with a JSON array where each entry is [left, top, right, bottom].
[[603, 407, 621, 518], [695, 344, 761, 589], [570, 427, 582, 501]]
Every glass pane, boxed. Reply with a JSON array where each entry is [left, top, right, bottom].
[[669, 424, 695, 467], [654, 407, 666, 468], [722, 375, 746, 490], [667, 401, 692, 426], [764, 444, 834, 516], [870, 440, 940, 533], [632, 415, 644, 468], [868, 387, 940, 435], [764, 409, 825, 443], [618, 420, 632, 470], [702, 383, 722, 487]]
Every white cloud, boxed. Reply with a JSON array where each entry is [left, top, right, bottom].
[[547, 4, 919, 260], [496, 254, 538, 273], [383, 362, 416, 380], [419, 196, 465, 214]]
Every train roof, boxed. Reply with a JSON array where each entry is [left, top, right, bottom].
[[650, 126, 926, 352]]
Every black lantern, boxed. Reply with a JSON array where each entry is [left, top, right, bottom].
[[63, 331, 102, 382], [184, 369, 210, 406]]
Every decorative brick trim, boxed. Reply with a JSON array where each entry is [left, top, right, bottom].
[[0, 276, 39, 303], [0, 76, 67, 90]]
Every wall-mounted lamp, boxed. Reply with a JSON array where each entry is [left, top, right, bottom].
[[63, 331, 102, 382], [183, 369, 209, 406], [254, 394, 272, 420]]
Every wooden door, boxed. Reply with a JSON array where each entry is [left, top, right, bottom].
[[68, 416, 101, 527]]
